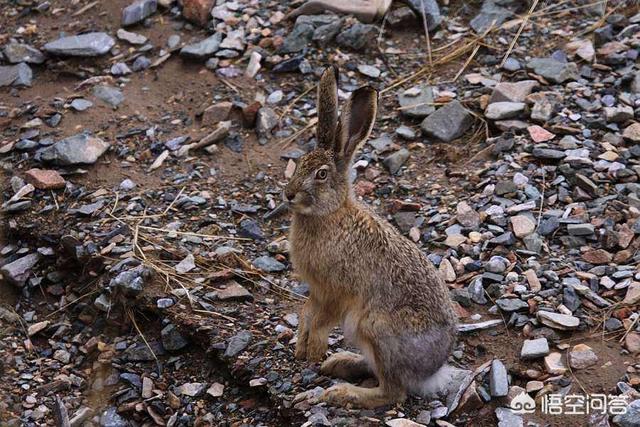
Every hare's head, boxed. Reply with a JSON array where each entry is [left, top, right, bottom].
[[284, 66, 378, 216]]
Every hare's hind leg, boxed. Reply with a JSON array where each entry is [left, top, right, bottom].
[[321, 378, 405, 409], [320, 351, 373, 380]]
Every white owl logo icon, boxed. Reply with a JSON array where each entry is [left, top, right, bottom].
[[511, 392, 536, 414]]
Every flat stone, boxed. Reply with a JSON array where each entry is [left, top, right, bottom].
[[202, 102, 232, 126], [582, 249, 613, 265], [161, 323, 188, 351], [470, 1, 513, 33], [0, 253, 39, 286], [122, 0, 157, 26], [421, 100, 473, 142], [207, 382, 224, 398], [398, 85, 435, 118], [457, 201, 480, 228], [532, 147, 564, 160], [71, 98, 94, 110], [613, 399, 640, 427], [177, 382, 206, 397], [496, 298, 528, 312], [625, 332, 640, 354], [175, 254, 196, 274], [386, 419, 426, 427], [567, 223, 594, 236], [44, 32, 115, 57], [489, 80, 538, 103], [526, 57, 579, 83], [384, 149, 410, 175], [93, 85, 124, 108], [544, 352, 567, 374], [2, 42, 45, 64], [336, 23, 377, 51], [180, 33, 223, 59], [485, 102, 526, 120], [40, 134, 110, 165], [117, 28, 148, 45], [224, 330, 252, 357], [511, 215, 535, 238], [568, 343, 598, 369], [252, 256, 285, 272], [0, 63, 32, 87], [623, 123, 640, 143], [220, 29, 246, 51], [537, 311, 579, 330], [489, 359, 509, 397], [527, 125, 555, 142], [214, 281, 253, 301], [604, 105, 634, 123], [495, 407, 523, 427], [520, 338, 549, 359], [27, 320, 49, 336], [24, 168, 66, 190]]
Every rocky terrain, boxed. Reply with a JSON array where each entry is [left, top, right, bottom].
[[1, 0, 640, 426]]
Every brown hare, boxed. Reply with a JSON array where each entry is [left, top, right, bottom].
[[284, 66, 458, 409]]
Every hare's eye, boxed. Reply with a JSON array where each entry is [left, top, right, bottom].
[[315, 169, 328, 180]]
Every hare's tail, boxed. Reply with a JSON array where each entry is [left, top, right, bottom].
[[412, 364, 459, 398]]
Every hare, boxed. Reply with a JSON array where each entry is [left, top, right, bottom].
[[283, 66, 458, 409]]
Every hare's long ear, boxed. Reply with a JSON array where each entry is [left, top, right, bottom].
[[316, 66, 339, 150], [334, 86, 378, 167]]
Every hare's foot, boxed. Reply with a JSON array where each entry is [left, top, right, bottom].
[[321, 383, 404, 409], [320, 351, 372, 380], [305, 333, 328, 362]]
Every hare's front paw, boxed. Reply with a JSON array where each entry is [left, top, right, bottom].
[[306, 336, 327, 362], [294, 340, 308, 360]]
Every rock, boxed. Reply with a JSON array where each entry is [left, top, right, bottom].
[[27, 320, 49, 336], [604, 105, 634, 123], [122, 0, 157, 26], [526, 58, 579, 83], [457, 201, 481, 228], [510, 215, 535, 238], [398, 85, 435, 118], [403, 0, 441, 29], [182, 0, 215, 26], [202, 102, 232, 126], [224, 330, 252, 357], [527, 125, 555, 142], [214, 281, 253, 301], [71, 98, 94, 110], [496, 298, 528, 312], [220, 29, 245, 51], [524, 269, 541, 292], [490, 359, 509, 397], [495, 407, 523, 427], [93, 85, 124, 108], [280, 22, 313, 53], [582, 249, 613, 265], [161, 324, 188, 351], [625, 332, 640, 354], [110, 266, 149, 296], [568, 344, 598, 369], [132, 56, 150, 71], [566, 39, 595, 61], [623, 123, 640, 143], [384, 149, 410, 175], [537, 311, 579, 330], [100, 407, 127, 427], [44, 32, 115, 57], [421, 100, 474, 142], [24, 169, 66, 190], [470, 0, 513, 33], [613, 399, 640, 427], [567, 223, 594, 236], [544, 352, 567, 374], [489, 80, 538, 103], [468, 277, 487, 304], [336, 23, 377, 51], [175, 254, 196, 274], [117, 28, 148, 45], [40, 134, 110, 165], [1, 253, 39, 286], [502, 57, 521, 71], [485, 102, 526, 120], [207, 382, 224, 398], [180, 33, 223, 59], [256, 107, 278, 137], [520, 338, 549, 359], [386, 419, 426, 427], [0, 63, 32, 87], [177, 382, 206, 397], [252, 256, 285, 272], [2, 43, 45, 64], [357, 64, 381, 78], [532, 147, 564, 161]]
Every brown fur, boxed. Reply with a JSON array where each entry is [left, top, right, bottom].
[[284, 67, 458, 409]]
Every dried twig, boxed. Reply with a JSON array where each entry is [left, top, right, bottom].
[[500, 0, 539, 68]]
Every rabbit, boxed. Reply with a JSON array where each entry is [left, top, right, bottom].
[[283, 65, 458, 409]]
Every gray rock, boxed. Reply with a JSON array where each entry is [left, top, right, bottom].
[[100, 407, 128, 427], [44, 32, 115, 57], [532, 147, 565, 161], [495, 407, 523, 427], [468, 277, 487, 304], [110, 62, 132, 76], [336, 23, 377, 51], [180, 33, 223, 59], [122, 0, 157, 26], [398, 85, 435, 118], [280, 22, 313, 53], [110, 266, 150, 297], [256, 107, 278, 137], [403, 0, 442, 29], [313, 20, 342, 46], [132, 55, 151, 71], [520, 338, 549, 359], [177, 382, 206, 397], [383, 149, 410, 175], [93, 85, 124, 108], [489, 81, 538, 103], [496, 298, 528, 312], [489, 359, 509, 397], [252, 256, 285, 272], [396, 125, 416, 139], [567, 223, 595, 236], [526, 58, 579, 83], [40, 134, 109, 165], [117, 28, 148, 45], [220, 29, 245, 51], [0, 63, 32, 87], [224, 330, 252, 357], [537, 311, 579, 330], [94, 294, 112, 312], [485, 102, 526, 120], [0, 253, 39, 286], [604, 105, 634, 123], [421, 100, 473, 142], [502, 57, 521, 71], [471, 0, 513, 34], [485, 256, 508, 273], [613, 399, 640, 427], [161, 324, 188, 351], [3, 42, 45, 64]]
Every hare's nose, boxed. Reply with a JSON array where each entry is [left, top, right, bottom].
[[283, 190, 295, 202]]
